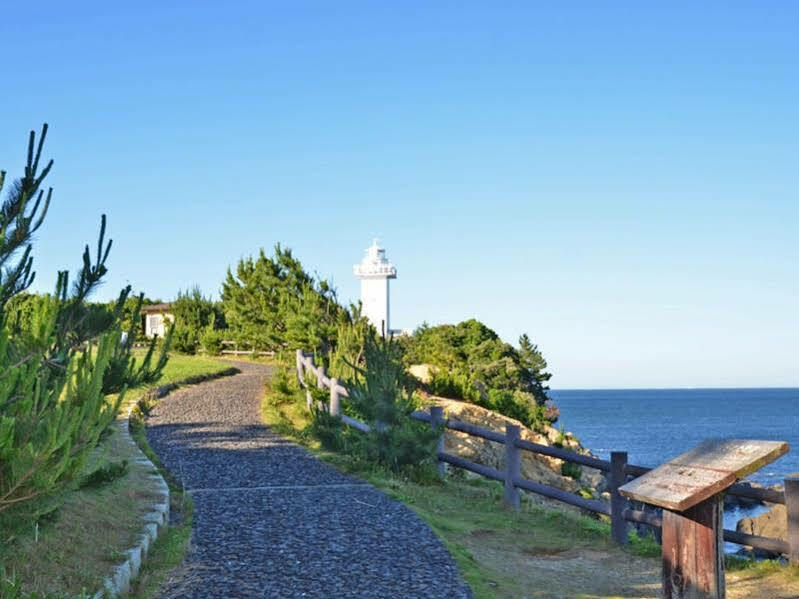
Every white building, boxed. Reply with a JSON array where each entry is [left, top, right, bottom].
[[354, 240, 397, 336], [141, 303, 174, 338]]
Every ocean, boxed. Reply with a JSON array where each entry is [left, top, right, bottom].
[[552, 387, 799, 485], [551, 387, 799, 543]]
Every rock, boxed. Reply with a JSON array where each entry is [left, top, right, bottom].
[[736, 504, 787, 558], [408, 364, 437, 385], [428, 396, 604, 497]]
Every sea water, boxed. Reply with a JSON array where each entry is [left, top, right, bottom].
[[551, 387, 799, 550]]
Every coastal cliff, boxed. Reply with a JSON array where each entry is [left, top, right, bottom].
[[421, 394, 607, 500]]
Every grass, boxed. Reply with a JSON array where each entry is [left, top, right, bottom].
[[127, 500, 193, 599], [147, 352, 238, 386], [0, 351, 231, 599], [261, 370, 660, 597], [261, 364, 799, 599]]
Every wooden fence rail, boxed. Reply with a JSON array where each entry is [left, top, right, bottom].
[[219, 341, 275, 357], [295, 350, 798, 562]]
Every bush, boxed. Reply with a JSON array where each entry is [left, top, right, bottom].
[[171, 322, 199, 354], [340, 335, 440, 472], [478, 389, 547, 431], [308, 405, 344, 451], [428, 370, 480, 402], [328, 305, 372, 381], [360, 418, 441, 472], [561, 461, 582, 481], [201, 327, 224, 355], [170, 286, 223, 354], [271, 366, 294, 399], [403, 320, 558, 425]]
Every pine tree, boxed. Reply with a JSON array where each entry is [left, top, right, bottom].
[[170, 286, 219, 354], [344, 334, 440, 471], [328, 303, 373, 380], [0, 125, 127, 537], [221, 244, 341, 354], [518, 333, 552, 405], [102, 292, 172, 393]]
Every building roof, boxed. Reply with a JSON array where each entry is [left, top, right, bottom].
[[141, 303, 173, 314]]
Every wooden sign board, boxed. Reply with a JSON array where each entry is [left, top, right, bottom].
[[619, 439, 788, 512]]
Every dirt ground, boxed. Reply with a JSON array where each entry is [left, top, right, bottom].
[[461, 532, 799, 599]]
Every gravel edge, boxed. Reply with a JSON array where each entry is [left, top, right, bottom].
[[93, 366, 240, 598]]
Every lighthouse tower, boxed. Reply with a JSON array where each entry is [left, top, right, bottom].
[[353, 239, 397, 336]]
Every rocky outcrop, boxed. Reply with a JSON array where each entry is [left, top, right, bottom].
[[736, 504, 788, 558], [426, 396, 607, 498], [408, 364, 437, 385]]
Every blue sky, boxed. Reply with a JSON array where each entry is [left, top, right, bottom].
[[2, 2, 797, 388]]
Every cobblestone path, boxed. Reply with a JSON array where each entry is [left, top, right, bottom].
[[146, 361, 471, 598]]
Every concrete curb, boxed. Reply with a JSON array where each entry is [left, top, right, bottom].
[[92, 405, 170, 599], [93, 366, 240, 598]]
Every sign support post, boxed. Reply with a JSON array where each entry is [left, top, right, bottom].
[[619, 439, 789, 599]]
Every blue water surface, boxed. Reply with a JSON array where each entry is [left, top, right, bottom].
[[551, 388, 799, 487]]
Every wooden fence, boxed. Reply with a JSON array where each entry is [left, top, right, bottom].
[[220, 341, 275, 358], [296, 350, 799, 563]]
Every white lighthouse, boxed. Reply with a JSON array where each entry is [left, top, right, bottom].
[[353, 239, 397, 336]]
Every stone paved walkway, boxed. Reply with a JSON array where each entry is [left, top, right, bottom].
[[145, 361, 471, 598]]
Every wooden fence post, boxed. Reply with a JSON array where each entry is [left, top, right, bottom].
[[611, 451, 629, 545], [295, 350, 304, 385], [329, 378, 340, 416], [430, 406, 446, 478], [304, 354, 314, 410], [504, 424, 521, 511], [317, 364, 326, 389], [785, 475, 799, 565], [662, 496, 725, 599]]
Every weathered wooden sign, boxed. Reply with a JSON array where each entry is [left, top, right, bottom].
[[619, 439, 789, 599], [619, 439, 788, 512]]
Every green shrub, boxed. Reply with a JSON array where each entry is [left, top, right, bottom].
[[361, 418, 441, 472], [553, 426, 566, 448], [170, 287, 223, 354], [201, 327, 224, 356], [474, 389, 546, 431], [402, 320, 553, 407], [308, 405, 344, 451], [328, 305, 372, 381], [428, 370, 480, 402], [344, 335, 440, 472], [561, 461, 582, 481], [0, 125, 128, 538], [171, 323, 198, 354], [402, 320, 559, 426], [271, 365, 294, 397]]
